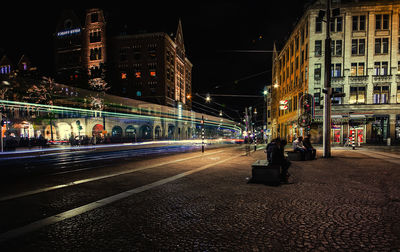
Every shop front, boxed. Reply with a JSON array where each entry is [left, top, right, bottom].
[[370, 115, 389, 144]]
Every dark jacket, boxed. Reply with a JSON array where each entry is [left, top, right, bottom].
[[271, 144, 285, 165], [303, 137, 314, 150]]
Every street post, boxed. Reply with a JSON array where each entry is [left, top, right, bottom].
[[323, 0, 332, 158]]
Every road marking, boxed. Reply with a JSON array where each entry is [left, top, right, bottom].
[[0, 153, 241, 242], [0, 149, 229, 202]]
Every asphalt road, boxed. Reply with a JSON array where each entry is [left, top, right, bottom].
[[0, 145, 399, 251]]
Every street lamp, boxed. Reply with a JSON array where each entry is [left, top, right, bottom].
[[205, 93, 211, 103]]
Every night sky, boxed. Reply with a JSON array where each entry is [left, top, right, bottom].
[[0, 1, 311, 120]]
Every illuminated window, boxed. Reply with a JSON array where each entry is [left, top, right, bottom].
[[135, 72, 141, 78], [397, 86, 400, 103], [351, 62, 364, 76], [349, 86, 366, 104], [121, 72, 127, 79], [373, 86, 389, 104], [374, 61, 388, 75], [150, 71, 156, 77]]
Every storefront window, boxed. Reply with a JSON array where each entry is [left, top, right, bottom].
[[396, 115, 400, 142], [371, 115, 389, 144]]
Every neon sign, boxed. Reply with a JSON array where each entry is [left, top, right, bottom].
[[57, 28, 81, 37]]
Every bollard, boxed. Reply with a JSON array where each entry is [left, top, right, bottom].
[[352, 130, 355, 150]]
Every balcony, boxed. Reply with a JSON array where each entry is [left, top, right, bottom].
[[348, 75, 368, 83], [331, 76, 345, 84], [373, 75, 392, 83]]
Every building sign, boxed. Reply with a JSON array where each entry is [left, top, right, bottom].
[[57, 28, 81, 37], [279, 100, 288, 110]]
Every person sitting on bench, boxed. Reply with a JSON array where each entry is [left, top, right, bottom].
[[266, 137, 279, 162], [271, 138, 291, 183], [303, 134, 316, 160], [293, 136, 307, 160]]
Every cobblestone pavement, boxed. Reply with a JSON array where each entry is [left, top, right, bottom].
[[1, 146, 400, 251]]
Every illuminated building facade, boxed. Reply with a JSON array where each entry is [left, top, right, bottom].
[[108, 20, 193, 109], [54, 9, 192, 109], [54, 9, 85, 85], [272, 0, 400, 145]]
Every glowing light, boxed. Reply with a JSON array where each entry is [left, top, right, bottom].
[[57, 28, 81, 37]]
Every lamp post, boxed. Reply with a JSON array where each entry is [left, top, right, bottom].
[[323, 0, 332, 158], [263, 86, 268, 143]]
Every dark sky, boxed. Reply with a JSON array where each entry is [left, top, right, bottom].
[[0, 1, 311, 120]]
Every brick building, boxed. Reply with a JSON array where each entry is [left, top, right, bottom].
[[54, 8, 192, 109]]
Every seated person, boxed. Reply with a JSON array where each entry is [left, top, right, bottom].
[[266, 138, 279, 162], [270, 138, 291, 183], [293, 136, 307, 160], [303, 134, 316, 160]]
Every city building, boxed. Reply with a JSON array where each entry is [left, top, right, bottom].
[[54, 9, 192, 109], [271, 0, 400, 145], [107, 20, 192, 109], [0, 53, 37, 78]]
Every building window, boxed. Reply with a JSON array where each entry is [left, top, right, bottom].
[[349, 86, 366, 104], [314, 64, 321, 80], [375, 38, 389, 54], [331, 63, 341, 77], [89, 30, 101, 43], [352, 39, 365, 55], [331, 40, 342, 56], [397, 86, 400, 103], [90, 48, 102, 60], [332, 87, 343, 105], [373, 86, 389, 104], [314, 89, 321, 106], [352, 15, 366, 31], [315, 40, 322, 57], [150, 70, 156, 77], [91, 13, 99, 23], [374, 61, 389, 75], [398, 37, 400, 53], [315, 17, 322, 33], [121, 72, 127, 80], [119, 47, 129, 62], [351, 62, 365, 76], [135, 71, 141, 78], [376, 14, 389, 30], [330, 17, 342, 32]]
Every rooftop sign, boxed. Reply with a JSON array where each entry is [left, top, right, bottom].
[[57, 28, 81, 37]]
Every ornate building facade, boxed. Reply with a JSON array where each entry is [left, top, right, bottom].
[[54, 9, 192, 109], [272, 0, 400, 145]]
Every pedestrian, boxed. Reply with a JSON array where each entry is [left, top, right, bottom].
[[293, 136, 307, 160], [303, 134, 316, 160], [270, 138, 291, 183]]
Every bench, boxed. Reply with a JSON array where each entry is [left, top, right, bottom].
[[250, 160, 281, 185], [286, 151, 304, 161], [287, 150, 316, 161]]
